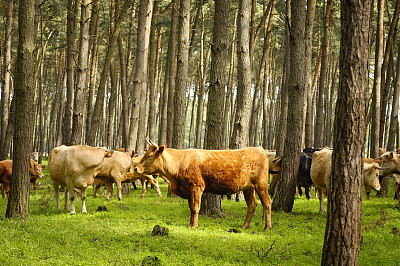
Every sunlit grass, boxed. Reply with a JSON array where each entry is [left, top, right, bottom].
[[0, 162, 399, 265]]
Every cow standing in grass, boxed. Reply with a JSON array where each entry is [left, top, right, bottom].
[[135, 141, 272, 230]]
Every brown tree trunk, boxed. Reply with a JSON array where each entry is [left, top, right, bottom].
[[271, 0, 305, 212], [6, 0, 35, 219], [200, 0, 231, 217], [229, 0, 252, 149], [387, 39, 400, 152], [321, 0, 370, 263], [62, 0, 78, 146], [1, 0, 13, 156], [71, 0, 90, 145], [314, 0, 333, 149]]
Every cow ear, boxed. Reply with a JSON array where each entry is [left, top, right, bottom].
[[389, 152, 394, 159], [105, 150, 114, 157], [131, 150, 135, 158], [157, 145, 166, 154]]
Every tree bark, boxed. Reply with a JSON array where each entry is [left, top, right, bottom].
[[271, 0, 305, 212], [6, 0, 35, 219], [200, 0, 231, 217], [229, 0, 252, 150], [321, 0, 370, 263]]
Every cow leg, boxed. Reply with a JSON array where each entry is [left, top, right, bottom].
[[66, 181, 76, 215], [81, 186, 88, 214], [53, 185, 61, 211], [1, 184, 5, 199], [115, 179, 122, 201], [105, 180, 113, 201], [149, 177, 162, 197], [305, 185, 311, 200], [33, 179, 38, 194], [241, 188, 258, 229], [365, 187, 371, 200], [189, 186, 203, 228], [64, 187, 69, 210], [140, 179, 147, 198], [316, 187, 324, 214], [254, 186, 272, 230]]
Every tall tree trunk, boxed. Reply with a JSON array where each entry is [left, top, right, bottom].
[[387, 40, 400, 152], [274, 0, 290, 157], [5, 0, 35, 219], [1, 0, 13, 156], [229, 0, 252, 150], [87, 0, 132, 147], [314, 0, 333, 149], [172, 0, 190, 149], [127, 0, 154, 152], [71, 0, 90, 145], [271, 0, 305, 212], [200, 0, 231, 217], [107, 64, 117, 148], [62, 0, 78, 146], [321, 0, 370, 263], [370, 0, 384, 158], [166, 0, 179, 147], [304, 0, 316, 148]]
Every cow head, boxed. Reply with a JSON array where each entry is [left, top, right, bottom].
[[30, 159, 45, 179], [379, 152, 400, 176], [269, 157, 281, 174], [363, 162, 381, 191], [135, 141, 165, 175]]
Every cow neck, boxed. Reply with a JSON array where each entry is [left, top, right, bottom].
[[159, 148, 181, 179]]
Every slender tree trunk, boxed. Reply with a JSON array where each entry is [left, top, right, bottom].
[[387, 41, 400, 152], [314, 0, 333, 149], [6, 0, 35, 219], [321, 0, 370, 263], [62, 0, 78, 146], [200, 0, 231, 216], [271, 0, 305, 212], [229, 0, 252, 149], [71, 0, 90, 145], [1, 0, 13, 155]]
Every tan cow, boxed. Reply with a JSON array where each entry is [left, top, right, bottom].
[[0, 159, 45, 198], [393, 174, 400, 204], [135, 141, 272, 230], [95, 150, 134, 201], [310, 148, 381, 213], [49, 145, 114, 214], [379, 152, 400, 176]]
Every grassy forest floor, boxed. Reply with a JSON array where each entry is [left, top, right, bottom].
[[0, 161, 399, 265]]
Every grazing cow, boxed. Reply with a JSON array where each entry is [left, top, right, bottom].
[[0, 159, 45, 198], [311, 149, 381, 213], [95, 150, 134, 201], [268, 152, 314, 200], [49, 145, 114, 214], [135, 141, 272, 230]]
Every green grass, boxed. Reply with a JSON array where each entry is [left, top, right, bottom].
[[0, 162, 399, 265]]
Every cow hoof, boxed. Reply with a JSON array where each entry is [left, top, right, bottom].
[[70, 211, 76, 215]]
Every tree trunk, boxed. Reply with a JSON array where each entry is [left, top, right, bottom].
[[304, 0, 316, 148], [314, 0, 333, 149], [200, 0, 231, 217], [271, 0, 305, 213], [229, 0, 252, 150], [1, 0, 13, 156], [71, 0, 90, 145], [6, 0, 35, 219], [172, 0, 190, 149], [62, 0, 78, 146], [87, 0, 132, 147], [127, 0, 153, 152], [321, 0, 370, 263]]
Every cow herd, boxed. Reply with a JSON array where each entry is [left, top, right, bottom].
[[0, 141, 399, 230]]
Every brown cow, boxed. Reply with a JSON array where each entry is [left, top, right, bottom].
[[49, 145, 114, 214], [135, 141, 272, 230], [311, 148, 381, 213], [393, 174, 400, 203], [0, 159, 45, 198], [95, 150, 134, 201]]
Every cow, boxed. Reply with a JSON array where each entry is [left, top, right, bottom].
[[95, 150, 134, 201], [134, 141, 272, 230], [379, 152, 400, 177], [268, 152, 314, 200], [311, 148, 381, 213], [49, 145, 114, 214], [393, 174, 400, 203], [0, 159, 45, 198]]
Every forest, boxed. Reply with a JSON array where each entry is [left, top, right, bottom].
[[0, 0, 399, 264]]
